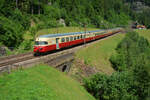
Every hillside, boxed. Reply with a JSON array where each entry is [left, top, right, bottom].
[[68, 33, 125, 81], [0, 65, 95, 100], [70, 29, 150, 78], [80, 30, 150, 100]]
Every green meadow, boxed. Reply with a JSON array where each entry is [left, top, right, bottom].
[[0, 65, 95, 100], [76, 33, 125, 74]]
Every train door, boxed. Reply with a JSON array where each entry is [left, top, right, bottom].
[[56, 38, 59, 49]]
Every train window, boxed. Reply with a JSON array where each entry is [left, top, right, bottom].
[[66, 37, 69, 42], [74, 36, 76, 40], [82, 35, 84, 38], [77, 36, 80, 39], [61, 38, 65, 42], [70, 36, 73, 41], [80, 35, 82, 39], [35, 41, 48, 45]]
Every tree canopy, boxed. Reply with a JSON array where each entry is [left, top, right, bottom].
[[0, 0, 150, 47]]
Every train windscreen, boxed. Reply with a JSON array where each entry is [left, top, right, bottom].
[[35, 41, 48, 45]]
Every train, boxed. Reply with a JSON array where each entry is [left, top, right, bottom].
[[33, 28, 122, 55]]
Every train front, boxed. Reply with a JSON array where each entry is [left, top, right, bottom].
[[33, 37, 49, 55]]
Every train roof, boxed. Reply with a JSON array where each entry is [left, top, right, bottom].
[[38, 30, 104, 38]]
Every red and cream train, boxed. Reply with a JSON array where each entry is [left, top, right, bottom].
[[33, 28, 122, 55]]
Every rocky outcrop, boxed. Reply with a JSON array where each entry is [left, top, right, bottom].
[[0, 46, 6, 56], [59, 18, 66, 27]]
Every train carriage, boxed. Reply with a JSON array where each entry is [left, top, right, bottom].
[[33, 28, 122, 55]]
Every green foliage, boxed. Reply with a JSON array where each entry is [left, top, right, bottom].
[[0, 42, 3, 46], [109, 31, 150, 99], [83, 72, 138, 100], [110, 31, 150, 71], [9, 9, 30, 30], [19, 39, 33, 51], [84, 31, 150, 100], [5, 47, 13, 56], [29, 26, 37, 38], [0, 16, 24, 47], [44, 5, 61, 19], [69, 20, 80, 27], [0, 0, 4, 10], [108, 12, 130, 26], [38, 15, 62, 29]]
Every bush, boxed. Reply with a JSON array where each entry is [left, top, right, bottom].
[[83, 72, 138, 100], [19, 39, 33, 51]]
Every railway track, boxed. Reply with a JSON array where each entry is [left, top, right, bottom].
[[0, 31, 123, 70], [0, 52, 34, 67], [0, 46, 78, 68]]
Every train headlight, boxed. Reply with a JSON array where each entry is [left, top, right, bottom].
[[39, 48, 43, 50]]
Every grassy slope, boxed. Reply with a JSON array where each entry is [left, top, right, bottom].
[[0, 65, 95, 100], [135, 29, 150, 41], [75, 33, 125, 74]]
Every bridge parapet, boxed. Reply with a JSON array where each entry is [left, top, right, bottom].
[[0, 52, 75, 74]]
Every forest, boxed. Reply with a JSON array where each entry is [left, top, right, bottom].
[[0, 0, 150, 47]]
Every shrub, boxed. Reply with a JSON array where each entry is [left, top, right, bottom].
[[83, 72, 138, 100], [19, 39, 33, 51]]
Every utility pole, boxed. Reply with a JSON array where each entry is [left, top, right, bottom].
[[56, 21, 59, 34], [84, 23, 86, 46], [57, 27, 59, 34]]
